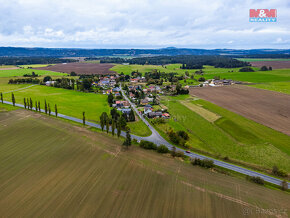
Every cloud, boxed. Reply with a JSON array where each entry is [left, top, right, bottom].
[[0, 0, 289, 48]]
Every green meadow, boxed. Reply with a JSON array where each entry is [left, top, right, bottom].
[[0, 68, 66, 77], [111, 64, 290, 94], [155, 95, 290, 172], [1, 83, 150, 136], [19, 64, 55, 68]]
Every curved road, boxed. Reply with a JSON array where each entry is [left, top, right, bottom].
[[2, 99, 289, 188]]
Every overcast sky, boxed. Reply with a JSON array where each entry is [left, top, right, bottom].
[[0, 0, 289, 49]]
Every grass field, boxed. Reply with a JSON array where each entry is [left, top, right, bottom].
[[1, 83, 150, 136], [0, 108, 289, 217], [251, 81, 290, 94], [19, 64, 55, 68], [111, 64, 290, 94], [155, 96, 290, 172], [0, 65, 16, 68], [0, 68, 66, 77]]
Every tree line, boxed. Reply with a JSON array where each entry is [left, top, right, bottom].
[[100, 55, 250, 68]]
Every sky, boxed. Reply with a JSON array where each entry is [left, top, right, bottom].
[[0, 0, 289, 49]]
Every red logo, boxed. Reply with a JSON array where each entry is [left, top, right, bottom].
[[249, 9, 277, 22]]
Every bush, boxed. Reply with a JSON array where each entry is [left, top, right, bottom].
[[260, 66, 268, 71], [175, 151, 186, 158], [239, 67, 254, 72], [139, 140, 157, 150], [246, 176, 265, 185], [272, 166, 288, 177], [198, 77, 206, 82], [191, 158, 214, 168], [157, 145, 169, 153], [177, 130, 189, 140], [281, 180, 288, 191]]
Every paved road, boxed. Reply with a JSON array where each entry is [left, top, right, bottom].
[[2, 99, 289, 188]]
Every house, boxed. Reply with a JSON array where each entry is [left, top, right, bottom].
[[162, 113, 170, 119], [115, 100, 130, 108], [117, 108, 131, 114], [144, 104, 153, 114], [112, 87, 121, 92], [45, 81, 55, 86], [141, 99, 149, 105], [147, 112, 163, 118]]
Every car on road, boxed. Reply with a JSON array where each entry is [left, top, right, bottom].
[[185, 150, 190, 153]]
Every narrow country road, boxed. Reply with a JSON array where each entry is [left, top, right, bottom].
[[2, 99, 289, 188]]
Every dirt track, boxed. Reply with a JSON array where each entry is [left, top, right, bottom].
[[250, 61, 290, 69], [34, 63, 115, 74], [190, 85, 290, 136]]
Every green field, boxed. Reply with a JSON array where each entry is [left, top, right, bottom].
[[0, 65, 16, 68], [0, 68, 66, 77], [0, 108, 289, 217], [111, 64, 290, 94], [19, 64, 55, 68], [251, 81, 290, 95], [1, 83, 150, 136], [155, 96, 290, 172]]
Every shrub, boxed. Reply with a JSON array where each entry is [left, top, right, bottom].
[[157, 145, 169, 153], [272, 166, 288, 177], [260, 66, 268, 71], [177, 130, 189, 140], [246, 176, 265, 185], [191, 158, 214, 168], [198, 77, 205, 82], [139, 140, 157, 150], [239, 67, 254, 72], [175, 151, 186, 158], [281, 180, 288, 191]]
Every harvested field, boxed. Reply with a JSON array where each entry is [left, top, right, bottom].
[[250, 61, 290, 69], [34, 62, 116, 74], [180, 100, 220, 122], [1, 108, 290, 217], [190, 85, 290, 136]]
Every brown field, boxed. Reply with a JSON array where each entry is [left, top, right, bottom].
[[1, 108, 290, 217], [34, 62, 116, 74], [250, 61, 290, 69], [190, 85, 290, 136]]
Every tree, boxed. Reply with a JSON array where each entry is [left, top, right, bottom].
[[35, 101, 38, 111], [118, 116, 127, 129], [281, 180, 288, 191], [111, 119, 115, 136], [117, 121, 121, 138], [0, 92, 3, 103], [70, 71, 77, 76], [100, 112, 108, 131], [38, 101, 41, 112], [55, 104, 58, 117], [106, 117, 110, 134], [44, 100, 48, 114], [11, 93, 15, 106], [83, 112, 85, 126], [48, 104, 51, 116], [30, 98, 33, 110], [129, 109, 135, 121], [43, 76, 52, 82], [108, 93, 114, 106], [24, 98, 27, 109], [260, 66, 268, 71], [171, 146, 177, 157], [123, 128, 131, 148]]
